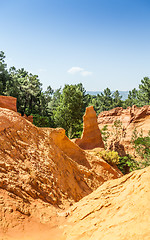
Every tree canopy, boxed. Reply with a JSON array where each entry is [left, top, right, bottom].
[[54, 84, 85, 138]]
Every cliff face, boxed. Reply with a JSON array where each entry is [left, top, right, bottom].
[[74, 106, 104, 150], [0, 107, 122, 238], [0, 96, 17, 112], [0, 95, 33, 123], [0, 108, 93, 205], [98, 105, 150, 154], [98, 105, 150, 126]]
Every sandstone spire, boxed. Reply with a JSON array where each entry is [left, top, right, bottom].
[[75, 106, 104, 149]]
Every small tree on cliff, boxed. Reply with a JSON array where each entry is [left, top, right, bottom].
[[54, 84, 85, 138], [137, 77, 150, 106]]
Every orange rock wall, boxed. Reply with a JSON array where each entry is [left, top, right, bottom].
[[0, 95, 33, 123], [0, 96, 17, 112], [98, 105, 150, 155], [98, 105, 150, 130]]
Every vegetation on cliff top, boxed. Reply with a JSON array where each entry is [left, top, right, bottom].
[[0, 51, 150, 137]]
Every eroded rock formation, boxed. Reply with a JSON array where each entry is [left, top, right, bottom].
[[98, 105, 150, 155], [0, 95, 33, 123], [0, 107, 123, 238], [0, 95, 17, 112], [0, 107, 121, 203], [74, 106, 104, 150], [0, 107, 149, 239], [98, 105, 150, 133]]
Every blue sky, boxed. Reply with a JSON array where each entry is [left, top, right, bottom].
[[1, 0, 150, 91]]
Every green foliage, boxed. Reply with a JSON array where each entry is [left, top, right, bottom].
[[0, 51, 12, 95], [138, 77, 150, 106], [134, 135, 150, 167], [91, 77, 150, 115], [99, 150, 120, 165], [112, 90, 123, 108], [7, 67, 43, 116], [117, 155, 139, 174], [131, 128, 143, 145], [111, 119, 123, 141], [90, 88, 113, 114], [100, 125, 110, 149], [0, 50, 150, 140], [123, 88, 138, 108], [54, 84, 85, 138], [33, 114, 53, 127], [98, 150, 139, 174], [131, 128, 150, 167], [99, 88, 113, 112], [131, 127, 143, 157], [123, 78, 150, 108]]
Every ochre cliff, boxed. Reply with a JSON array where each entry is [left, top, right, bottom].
[[0, 107, 122, 239], [98, 105, 150, 131], [98, 105, 150, 154], [0, 95, 17, 112], [0, 95, 33, 123], [74, 106, 104, 150]]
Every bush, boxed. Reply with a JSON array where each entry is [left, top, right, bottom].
[[98, 150, 139, 174], [117, 154, 139, 174], [131, 128, 150, 167], [33, 114, 53, 127], [99, 150, 120, 165], [134, 135, 150, 167]]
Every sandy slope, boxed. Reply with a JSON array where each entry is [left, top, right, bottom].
[[62, 166, 150, 240]]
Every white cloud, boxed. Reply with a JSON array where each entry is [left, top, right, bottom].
[[67, 67, 84, 74], [38, 68, 47, 73], [81, 71, 92, 77], [67, 66, 92, 77]]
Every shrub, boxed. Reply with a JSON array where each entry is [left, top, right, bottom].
[[131, 128, 150, 167], [33, 114, 53, 127], [118, 154, 139, 174], [99, 150, 120, 165], [134, 135, 150, 167]]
